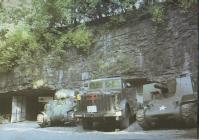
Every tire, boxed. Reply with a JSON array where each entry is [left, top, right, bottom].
[[82, 118, 93, 130], [136, 109, 150, 130], [120, 107, 130, 130], [181, 103, 197, 127], [39, 123, 46, 128]]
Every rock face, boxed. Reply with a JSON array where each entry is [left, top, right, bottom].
[[86, 7, 197, 81], [0, 7, 197, 93]]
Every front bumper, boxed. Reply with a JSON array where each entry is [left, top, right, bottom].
[[75, 111, 122, 118], [144, 106, 181, 121], [37, 111, 76, 125], [145, 113, 181, 122]]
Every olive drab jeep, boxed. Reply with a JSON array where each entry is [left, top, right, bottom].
[[75, 76, 147, 130], [136, 73, 198, 130]]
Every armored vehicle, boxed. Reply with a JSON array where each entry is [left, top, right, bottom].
[[136, 73, 198, 130], [75, 76, 147, 129], [37, 89, 77, 127]]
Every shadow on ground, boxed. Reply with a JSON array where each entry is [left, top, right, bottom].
[[84, 120, 197, 133]]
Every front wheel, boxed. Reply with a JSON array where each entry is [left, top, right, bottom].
[[181, 102, 197, 127], [38, 123, 46, 128], [82, 118, 93, 130], [119, 107, 130, 130]]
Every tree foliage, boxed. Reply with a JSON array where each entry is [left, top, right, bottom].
[[0, 24, 39, 71], [0, 0, 196, 71], [57, 26, 93, 53]]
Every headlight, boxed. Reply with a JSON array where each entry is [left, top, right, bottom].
[[116, 111, 122, 116], [76, 94, 81, 100]]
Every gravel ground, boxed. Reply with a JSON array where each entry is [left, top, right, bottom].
[[0, 121, 197, 140]]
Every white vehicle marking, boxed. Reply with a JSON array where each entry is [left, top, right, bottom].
[[159, 105, 167, 111]]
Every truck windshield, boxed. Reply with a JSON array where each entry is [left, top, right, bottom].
[[89, 81, 103, 90], [105, 79, 122, 89]]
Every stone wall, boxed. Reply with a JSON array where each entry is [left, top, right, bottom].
[[0, 6, 197, 93]]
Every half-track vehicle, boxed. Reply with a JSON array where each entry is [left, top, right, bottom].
[[136, 73, 198, 130], [37, 89, 77, 127], [75, 76, 147, 130]]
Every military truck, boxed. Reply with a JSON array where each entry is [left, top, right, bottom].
[[136, 73, 198, 130], [75, 76, 147, 130], [37, 89, 77, 127]]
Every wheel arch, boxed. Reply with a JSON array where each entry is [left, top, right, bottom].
[[180, 94, 198, 105]]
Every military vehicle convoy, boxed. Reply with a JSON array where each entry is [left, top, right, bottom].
[[37, 89, 77, 127], [37, 73, 197, 130], [75, 76, 147, 130], [136, 73, 198, 130]]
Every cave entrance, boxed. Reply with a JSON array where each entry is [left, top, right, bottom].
[[26, 95, 42, 121], [0, 95, 12, 122], [9, 90, 55, 122], [26, 95, 51, 121], [26, 94, 54, 121]]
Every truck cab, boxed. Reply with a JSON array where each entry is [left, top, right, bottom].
[[75, 76, 147, 129]]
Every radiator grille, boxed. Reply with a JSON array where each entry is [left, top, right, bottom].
[[77, 94, 114, 112]]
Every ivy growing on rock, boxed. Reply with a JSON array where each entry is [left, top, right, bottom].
[[149, 4, 165, 24], [57, 26, 93, 53]]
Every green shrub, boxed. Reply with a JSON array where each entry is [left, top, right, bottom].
[[57, 26, 93, 53], [0, 24, 39, 72], [149, 4, 165, 24]]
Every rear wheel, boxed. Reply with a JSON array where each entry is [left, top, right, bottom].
[[82, 118, 93, 130], [120, 107, 131, 130], [181, 102, 197, 127], [136, 109, 150, 130]]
